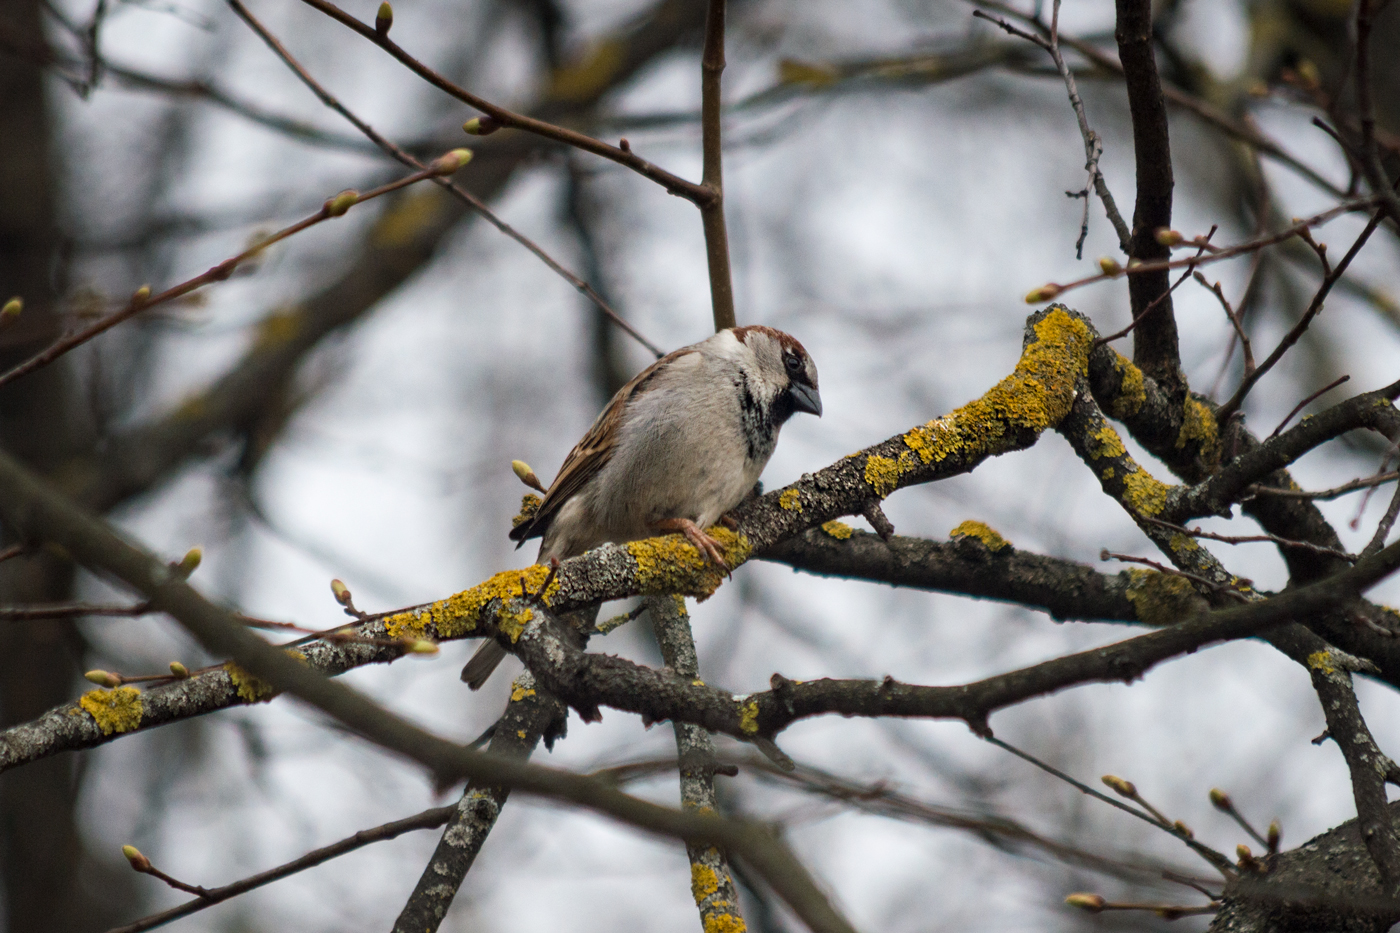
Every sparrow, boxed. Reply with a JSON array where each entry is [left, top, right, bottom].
[[461, 324, 821, 689]]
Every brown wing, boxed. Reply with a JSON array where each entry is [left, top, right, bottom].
[[509, 347, 694, 544]]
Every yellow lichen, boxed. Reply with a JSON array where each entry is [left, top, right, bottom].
[[1168, 532, 1202, 556], [691, 863, 720, 901], [78, 687, 142, 736], [1102, 467, 1116, 479], [1108, 353, 1146, 420], [738, 698, 760, 735], [225, 662, 278, 703], [902, 309, 1094, 468], [510, 684, 537, 703], [517, 729, 527, 739], [778, 488, 803, 511], [1307, 650, 1336, 675], [1122, 468, 1169, 517], [1089, 424, 1127, 460], [949, 520, 1010, 552], [512, 494, 541, 529], [498, 605, 534, 643], [1124, 569, 1205, 628], [864, 454, 904, 498], [1175, 395, 1221, 468], [703, 912, 748, 933], [626, 527, 751, 599], [820, 520, 854, 540], [383, 565, 559, 641]]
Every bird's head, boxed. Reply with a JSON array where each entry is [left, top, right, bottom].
[[729, 325, 821, 422]]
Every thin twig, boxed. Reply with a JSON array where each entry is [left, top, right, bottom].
[[0, 155, 468, 391], [1048, 197, 1376, 313], [1094, 229, 1215, 346], [974, 3, 1131, 254], [1248, 471, 1400, 501], [292, 0, 714, 206], [226, 0, 664, 358], [1216, 210, 1385, 423], [1269, 375, 1351, 439], [106, 805, 455, 933], [1195, 270, 1257, 378], [1100, 550, 1251, 601], [699, 0, 736, 330], [1140, 516, 1355, 562], [1361, 478, 1400, 561], [984, 736, 1237, 876], [0, 601, 152, 620]]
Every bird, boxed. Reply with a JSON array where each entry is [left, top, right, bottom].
[[461, 324, 821, 689]]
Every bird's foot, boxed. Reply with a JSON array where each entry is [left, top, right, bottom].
[[655, 517, 731, 575]]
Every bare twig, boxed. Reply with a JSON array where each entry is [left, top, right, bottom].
[[1099, 550, 1250, 601], [1216, 210, 1385, 423], [1248, 471, 1400, 501], [699, 0, 736, 331], [974, 2, 1130, 254], [1269, 375, 1351, 439], [1140, 516, 1355, 562], [292, 0, 714, 206], [226, 0, 663, 358], [985, 736, 1236, 876], [107, 805, 455, 933], [1195, 270, 1257, 379], [0, 153, 471, 391]]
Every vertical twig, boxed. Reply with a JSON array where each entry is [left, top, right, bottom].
[[1114, 0, 1181, 394], [649, 595, 748, 932], [700, 0, 736, 331]]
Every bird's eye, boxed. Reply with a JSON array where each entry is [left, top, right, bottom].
[[784, 354, 802, 374]]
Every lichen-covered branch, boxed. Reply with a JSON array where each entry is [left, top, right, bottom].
[[391, 672, 566, 933], [1305, 647, 1400, 886], [0, 444, 859, 933], [651, 595, 748, 933]]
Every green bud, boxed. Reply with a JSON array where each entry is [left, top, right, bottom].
[[169, 661, 190, 678], [1065, 893, 1105, 912], [405, 639, 440, 655], [1097, 257, 1121, 276], [174, 547, 202, 578], [132, 285, 152, 304], [1101, 775, 1135, 798], [1, 297, 21, 321], [432, 148, 474, 175], [324, 189, 359, 217], [1024, 283, 1062, 304], [85, 669, 123, 688], [461, 117, 501, 136], [374, 1, 392, 35], [122, 844, 151, 872], [1154, 228, 1184, 247], [1209, 787, 1230, 810], [512, 459, 545, 492], [331, 578, 352, 606]]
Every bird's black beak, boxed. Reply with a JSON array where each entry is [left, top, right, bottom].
[[789, 382, 822, 417]]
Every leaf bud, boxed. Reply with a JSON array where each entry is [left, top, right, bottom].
[[1209, 787, 1231, 810], [331, 578, 352, 606], [132, 285, 152, 304], [169, 661, 190, 678], [462, 116, 501, 136], [1024, 283, 1062, 304], [432, 148, 474, 174], [1267, 819, 1281, 850], [323, 189, 359, 217], [1, 297, 21, 321], [1154, 228, 1184, 247], [1097, 257, 1121, 276], [1173, 820, 1193, 838], [1237, 843, 1253, 862], [374, 1, 392, 35], [85, 669, 123, 688], [1101, 774, 1136, 798], [1065, 893, 1105, 912], [122, 844, 152, 872], [405, 639, 440, 655], [511, 459, 546, 492], [174, 547, 202, 578]]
